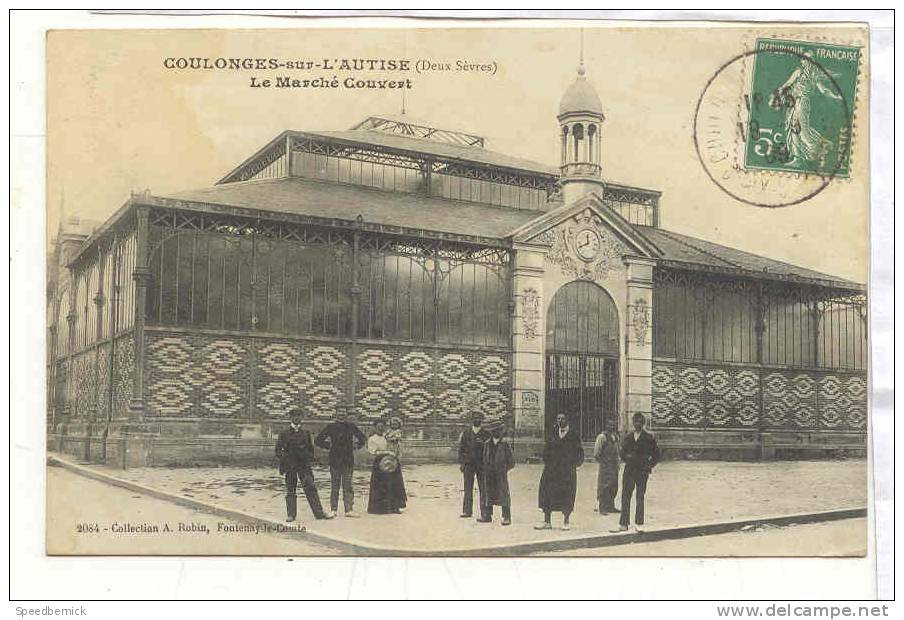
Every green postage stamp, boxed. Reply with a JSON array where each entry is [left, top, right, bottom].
[[744, 38, 861, 178]]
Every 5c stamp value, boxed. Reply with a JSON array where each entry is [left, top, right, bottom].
[[743, 38, 861, 178]]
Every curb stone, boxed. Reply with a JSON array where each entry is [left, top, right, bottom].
[[48, 455, 867, 557]]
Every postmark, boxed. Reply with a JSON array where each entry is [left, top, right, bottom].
[[693, 39, 861, 208]]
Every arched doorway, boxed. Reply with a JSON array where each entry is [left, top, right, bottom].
[[545, 281, 619, 441]]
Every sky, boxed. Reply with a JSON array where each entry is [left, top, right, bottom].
[[46, 23, 869, 282]]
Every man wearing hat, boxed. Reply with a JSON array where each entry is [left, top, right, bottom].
[[275, 408, 331, 522], [477, 419, 514, 525], [457, 411, 490, 518]]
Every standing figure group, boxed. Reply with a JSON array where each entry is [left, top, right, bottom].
[[276, 406, 410, 523], [277, 405, 660, 534], [458, 413, 515, 525]]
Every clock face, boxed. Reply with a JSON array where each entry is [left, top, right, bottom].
[[575, 228, 601, 261]]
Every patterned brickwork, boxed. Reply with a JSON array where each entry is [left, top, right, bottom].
[[355, 347, 510, 422], [144, 330, 510, 422], [818, 373, 867, 431], [437, 350, 510, 421], [652, 360, 867, 431], [95, 342, 111, 418], [254, 340, 351, 419], [652, 363, 759, 428], [112, 335, 135, 417], [356, 347, 430, 420], [69, 349, 97, 419], [762, 370, 818, 428], [146, 333, 250, 418]]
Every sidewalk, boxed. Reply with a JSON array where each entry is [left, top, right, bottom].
[[50, 455, 867, 555]]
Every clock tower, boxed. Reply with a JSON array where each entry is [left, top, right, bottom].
[[557, 58, 606, 205]]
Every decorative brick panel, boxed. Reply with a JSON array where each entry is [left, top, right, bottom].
[[653, 360, 867, 432], [145, 333, 251, 418], [254, 340, 351, 419], [95, 342, 110, 417], [818, 373, 867, 431], [112, 335, 135, 417], [762, 370, 817, 429], [355, 346, 510, 422], [652, 362, 759, 428], [70, 349, 97, 419], [144, 330, 510, 423]]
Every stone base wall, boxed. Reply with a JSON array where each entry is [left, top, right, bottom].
[[49, 423, 867, 468], [51, 419, 480, 468]]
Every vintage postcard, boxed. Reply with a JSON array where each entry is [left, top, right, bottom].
[[44, 22, 870, 558]]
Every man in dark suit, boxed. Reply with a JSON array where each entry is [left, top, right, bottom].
[[612, 413, 661, 533], [314, 405, 367, 518], [275, 408, 331, 522], [458, 411, 489, 518]]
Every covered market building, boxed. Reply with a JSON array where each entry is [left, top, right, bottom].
[[47, 63, 868, 467]]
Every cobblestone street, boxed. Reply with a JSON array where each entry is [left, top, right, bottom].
[[67, 457, 868, 554]]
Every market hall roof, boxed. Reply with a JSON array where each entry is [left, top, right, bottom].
[[163, 177, 542, 245], [637, 225, 863, 292], [217, 129, 559, 185], [155, 179, 862, 292]]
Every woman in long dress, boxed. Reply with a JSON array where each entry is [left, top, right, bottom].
[[366, 417, 408, 514]]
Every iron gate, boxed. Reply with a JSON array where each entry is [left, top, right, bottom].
[[544, 280, 621, 441], [545, 352, 618, 441]]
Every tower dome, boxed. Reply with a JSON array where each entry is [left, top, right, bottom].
[[557, 63, 605, 204], [558, 65, 604, 117]]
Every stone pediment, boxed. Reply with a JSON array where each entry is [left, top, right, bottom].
[[510, 193, 659, 282]]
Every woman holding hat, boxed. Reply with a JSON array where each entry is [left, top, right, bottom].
[[385, 417, 408, 511], [366, 417, 408, 514], [477, 418, 514, 525]]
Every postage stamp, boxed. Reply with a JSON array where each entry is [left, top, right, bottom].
[[743, 38, 861, 178]]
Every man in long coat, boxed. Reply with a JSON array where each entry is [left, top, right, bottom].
[[477, 419, 514, 525], [275, 408, 331, 522], [536, 413, 584, 530]]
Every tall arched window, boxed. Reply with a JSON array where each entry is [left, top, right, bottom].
[[572, 123, 584, 162], [588, 124, 597, 163]]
